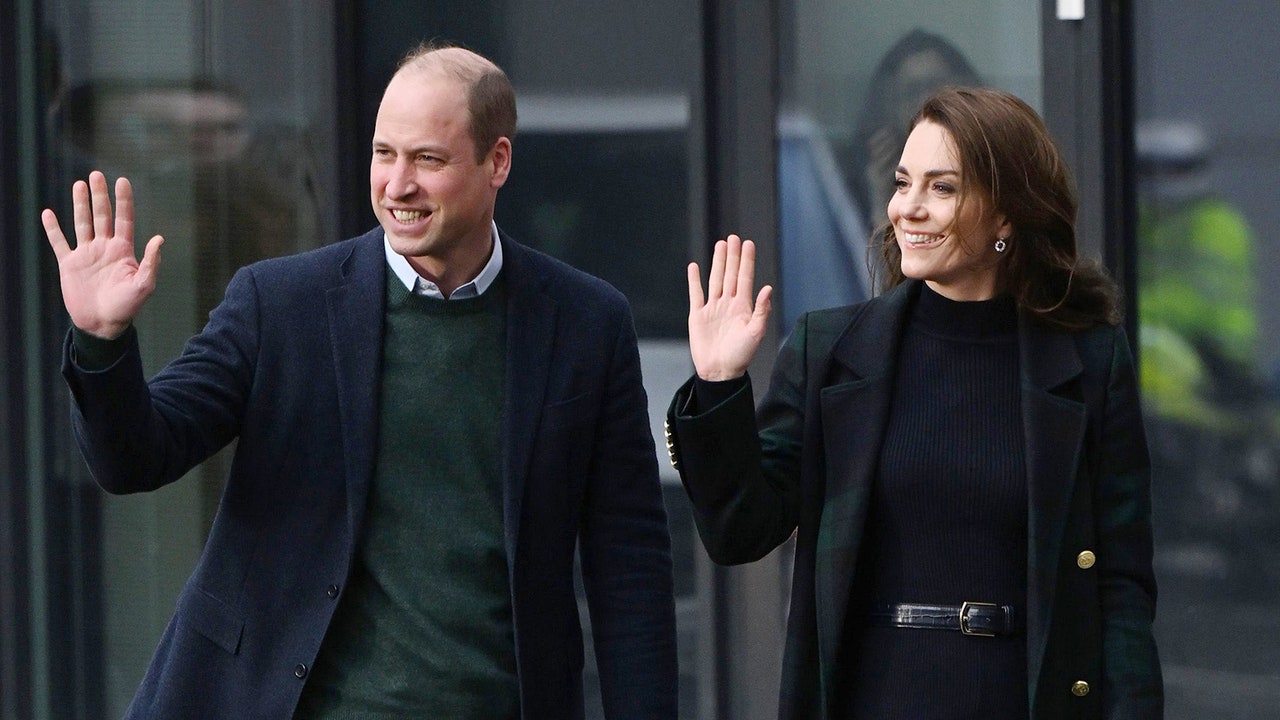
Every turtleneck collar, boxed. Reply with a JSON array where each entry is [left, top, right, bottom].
[[912, 282, 1017, 341]]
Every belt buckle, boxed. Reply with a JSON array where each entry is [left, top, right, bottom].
[[959, 601, 998, 637]]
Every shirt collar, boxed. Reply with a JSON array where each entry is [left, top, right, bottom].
[[383, 221, 504, 300]]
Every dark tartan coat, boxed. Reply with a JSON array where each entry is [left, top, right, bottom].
[[666, 280, 1162, 719]]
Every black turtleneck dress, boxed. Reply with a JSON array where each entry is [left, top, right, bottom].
[[842, 284, 1029, 719]]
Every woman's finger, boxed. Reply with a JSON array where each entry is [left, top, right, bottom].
[[751, 284, 773, 332], [722, 234, 741, 298], [706, 239, 727, 301], [687, 262, 705, 312], [736, 239, 757, 303]]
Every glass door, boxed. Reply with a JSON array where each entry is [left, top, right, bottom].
[[777, 1, 1042, 328], [16, 1, 340, 716], [1133, 2, 1280, 716]]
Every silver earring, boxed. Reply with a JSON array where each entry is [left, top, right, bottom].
[[994, 238, 1007, 253]]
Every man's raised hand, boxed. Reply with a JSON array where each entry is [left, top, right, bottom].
[[43, 171, 164, 340]]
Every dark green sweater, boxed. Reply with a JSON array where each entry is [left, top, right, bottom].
[[296, 273, 518, 719]]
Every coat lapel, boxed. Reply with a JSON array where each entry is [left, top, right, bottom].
[[497, 235, 557, 563], [1018, 317, 1087, 704], [325, 230, 387, 557], [814, 281, 915, 707]]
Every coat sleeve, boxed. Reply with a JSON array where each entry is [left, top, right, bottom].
[[577, 302, 679, 720], [664, 313, 810, 565], [1095, 327, 1164, 717], [61, 266, 260, 493]]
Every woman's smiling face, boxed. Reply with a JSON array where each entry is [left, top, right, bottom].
[[887, 119, 1009, 301]]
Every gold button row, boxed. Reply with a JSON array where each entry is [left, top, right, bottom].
[[663, 419, 679, 470]]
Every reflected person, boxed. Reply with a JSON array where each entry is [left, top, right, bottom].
[[43, 43, 677, 720], [666, 87, 1161, 718], [847, 29, 980, 235]]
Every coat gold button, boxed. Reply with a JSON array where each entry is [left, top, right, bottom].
[[1071, 680, 1090, 697], [1077, 550, 1096, 569], [664, 420, 679, 469]]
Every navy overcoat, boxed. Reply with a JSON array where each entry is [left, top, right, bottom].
[[63, 228, 678, 719]]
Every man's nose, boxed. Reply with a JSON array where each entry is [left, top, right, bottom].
[[385, 161, 417, 198]]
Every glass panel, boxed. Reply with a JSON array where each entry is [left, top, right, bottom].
[[1133, 3, 1280, 716], [33, 1, 338, 716], [777, 2, 1041, 329]]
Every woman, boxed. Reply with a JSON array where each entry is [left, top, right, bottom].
[[665, 87, 1162, 719]]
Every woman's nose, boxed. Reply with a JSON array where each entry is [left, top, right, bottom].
[[890, 191, 926, 220]]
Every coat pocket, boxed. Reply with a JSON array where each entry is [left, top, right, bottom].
[[179, 587, 245, 655]]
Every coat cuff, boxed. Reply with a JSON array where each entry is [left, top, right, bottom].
[[663, 373, 754, 473]]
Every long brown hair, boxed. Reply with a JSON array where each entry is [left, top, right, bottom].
[[875, 86, 1120, 330]]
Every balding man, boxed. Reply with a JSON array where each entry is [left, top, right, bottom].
[[44, 43, 677, 720]]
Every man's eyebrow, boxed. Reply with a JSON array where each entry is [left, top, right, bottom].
[[371, 139, 447, 155]]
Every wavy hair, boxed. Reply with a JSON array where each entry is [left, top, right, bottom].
[[875, 86, 1121, 330]]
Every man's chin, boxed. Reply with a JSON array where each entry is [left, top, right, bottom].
[[384, 230, 429, 255]]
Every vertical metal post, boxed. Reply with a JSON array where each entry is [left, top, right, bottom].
[[1041, 0, 1136, 337], [0, 0, 33, 713], [702, 2, 788, 718], [12, 0, 52, 717]]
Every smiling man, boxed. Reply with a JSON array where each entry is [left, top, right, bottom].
[[44, 43, 677, 720]]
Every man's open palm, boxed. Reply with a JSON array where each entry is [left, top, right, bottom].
[[43, 171, 164, 340]]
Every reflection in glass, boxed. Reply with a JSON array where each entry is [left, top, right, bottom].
[[1135, 3, 1280, 715], [775, 3, 1039, 330], [32, 6, 338, 715]]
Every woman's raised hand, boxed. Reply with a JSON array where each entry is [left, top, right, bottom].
[[42, 171, 164, 340], [687, 235, 773, 381]]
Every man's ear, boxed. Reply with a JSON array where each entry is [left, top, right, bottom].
[[489, 137, 512, 189]]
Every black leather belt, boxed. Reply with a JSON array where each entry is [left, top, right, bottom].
[[868, 602, 1023, 637]]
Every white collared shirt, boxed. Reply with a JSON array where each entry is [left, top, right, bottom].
[[383, 222, 504, 299]]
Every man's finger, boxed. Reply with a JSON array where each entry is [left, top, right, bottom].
[[90, 171, 114, 241], [135, 234, 165, 292], [114, 176, 135, 243], [72, 180, 92, 246], [42, 209, 72, 261]]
